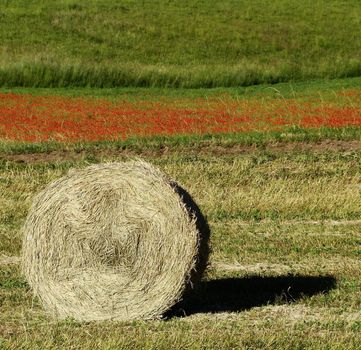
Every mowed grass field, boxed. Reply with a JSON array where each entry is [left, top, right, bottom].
[[1, 137, 361, 349], [1, 79, 361, 348], [1, 0, 361, 87]]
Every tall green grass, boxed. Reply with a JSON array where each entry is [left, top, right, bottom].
[[1, 0, 361, 88]]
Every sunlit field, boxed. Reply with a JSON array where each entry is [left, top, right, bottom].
[[1, 1, 361, 349]]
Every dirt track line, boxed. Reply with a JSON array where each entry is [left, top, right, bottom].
[[212, 218, 361, 227], [212, 257, 361, 274], [188, 305, 361, 324], [2, 139, 361, 164]]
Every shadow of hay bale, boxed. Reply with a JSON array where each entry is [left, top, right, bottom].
[[171, 183, 211, 286], [167, 275, 337, 317]]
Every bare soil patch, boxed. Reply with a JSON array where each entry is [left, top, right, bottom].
[[2, 140, 361, 164]]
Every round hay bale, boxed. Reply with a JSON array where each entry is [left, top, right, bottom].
[[21, 161, 209, 321]]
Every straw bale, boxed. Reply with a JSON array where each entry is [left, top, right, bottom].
[[22, 161, 209, 321]]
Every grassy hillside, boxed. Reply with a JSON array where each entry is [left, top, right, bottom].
[[1, 0, 361, 87]]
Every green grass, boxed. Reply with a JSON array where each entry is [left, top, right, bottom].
[[1, 126, 361, 156], [2, 76, 361, 99], [1, 142, 361, 348], [1, 0, 361, 88]]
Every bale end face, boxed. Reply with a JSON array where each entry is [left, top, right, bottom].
[[21, 161, 209, 321]]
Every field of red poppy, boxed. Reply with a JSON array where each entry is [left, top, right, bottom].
[[1, 87, 361, 143]]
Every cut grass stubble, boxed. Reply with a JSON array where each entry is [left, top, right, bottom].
[[1, 143, 361, 348]]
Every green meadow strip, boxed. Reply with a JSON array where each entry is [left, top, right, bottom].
[[2, 76, 361, 99], [1, 126, 361, 155], [1, 61, 361, 89]]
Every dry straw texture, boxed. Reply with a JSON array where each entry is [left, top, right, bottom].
[[21, 161, 209, 321]]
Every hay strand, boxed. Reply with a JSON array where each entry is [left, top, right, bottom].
[[21, 161, 209, 321]]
